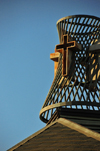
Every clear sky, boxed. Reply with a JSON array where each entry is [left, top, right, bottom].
[[0, 0, 100, 150]]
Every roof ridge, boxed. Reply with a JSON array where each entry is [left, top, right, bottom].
[[58, 118, 100, 141]]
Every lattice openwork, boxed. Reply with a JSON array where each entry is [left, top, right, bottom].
[[40, 15, 100, 123]]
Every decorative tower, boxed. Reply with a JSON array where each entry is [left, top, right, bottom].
[[8, 15, 100, 151], [40, 15, 100, 131]]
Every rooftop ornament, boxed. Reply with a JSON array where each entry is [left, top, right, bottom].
[[40, 15, 100, 123]]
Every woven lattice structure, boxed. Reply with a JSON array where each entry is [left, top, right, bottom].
[[40, 15, 100, 123]]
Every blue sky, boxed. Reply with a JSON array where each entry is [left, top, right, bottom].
[[0, 0, 100, 150]]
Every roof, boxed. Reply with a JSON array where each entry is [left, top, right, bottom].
[[8, 118, 100, 151]]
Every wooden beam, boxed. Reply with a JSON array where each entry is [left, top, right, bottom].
[[50, 52, 60, 62]]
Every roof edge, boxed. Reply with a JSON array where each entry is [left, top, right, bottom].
[[7, 120, 58, 151]]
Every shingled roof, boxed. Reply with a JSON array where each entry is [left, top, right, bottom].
[[8, 118, 100, 151]]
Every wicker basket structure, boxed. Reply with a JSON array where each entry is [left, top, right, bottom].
[[40, 15, 100, 123]]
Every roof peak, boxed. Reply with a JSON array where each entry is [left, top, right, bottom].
[[8, 117, 100, 151]]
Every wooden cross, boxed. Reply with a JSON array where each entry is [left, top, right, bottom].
[[55, 34, 82, 77], [56, 34, 75, 50]]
